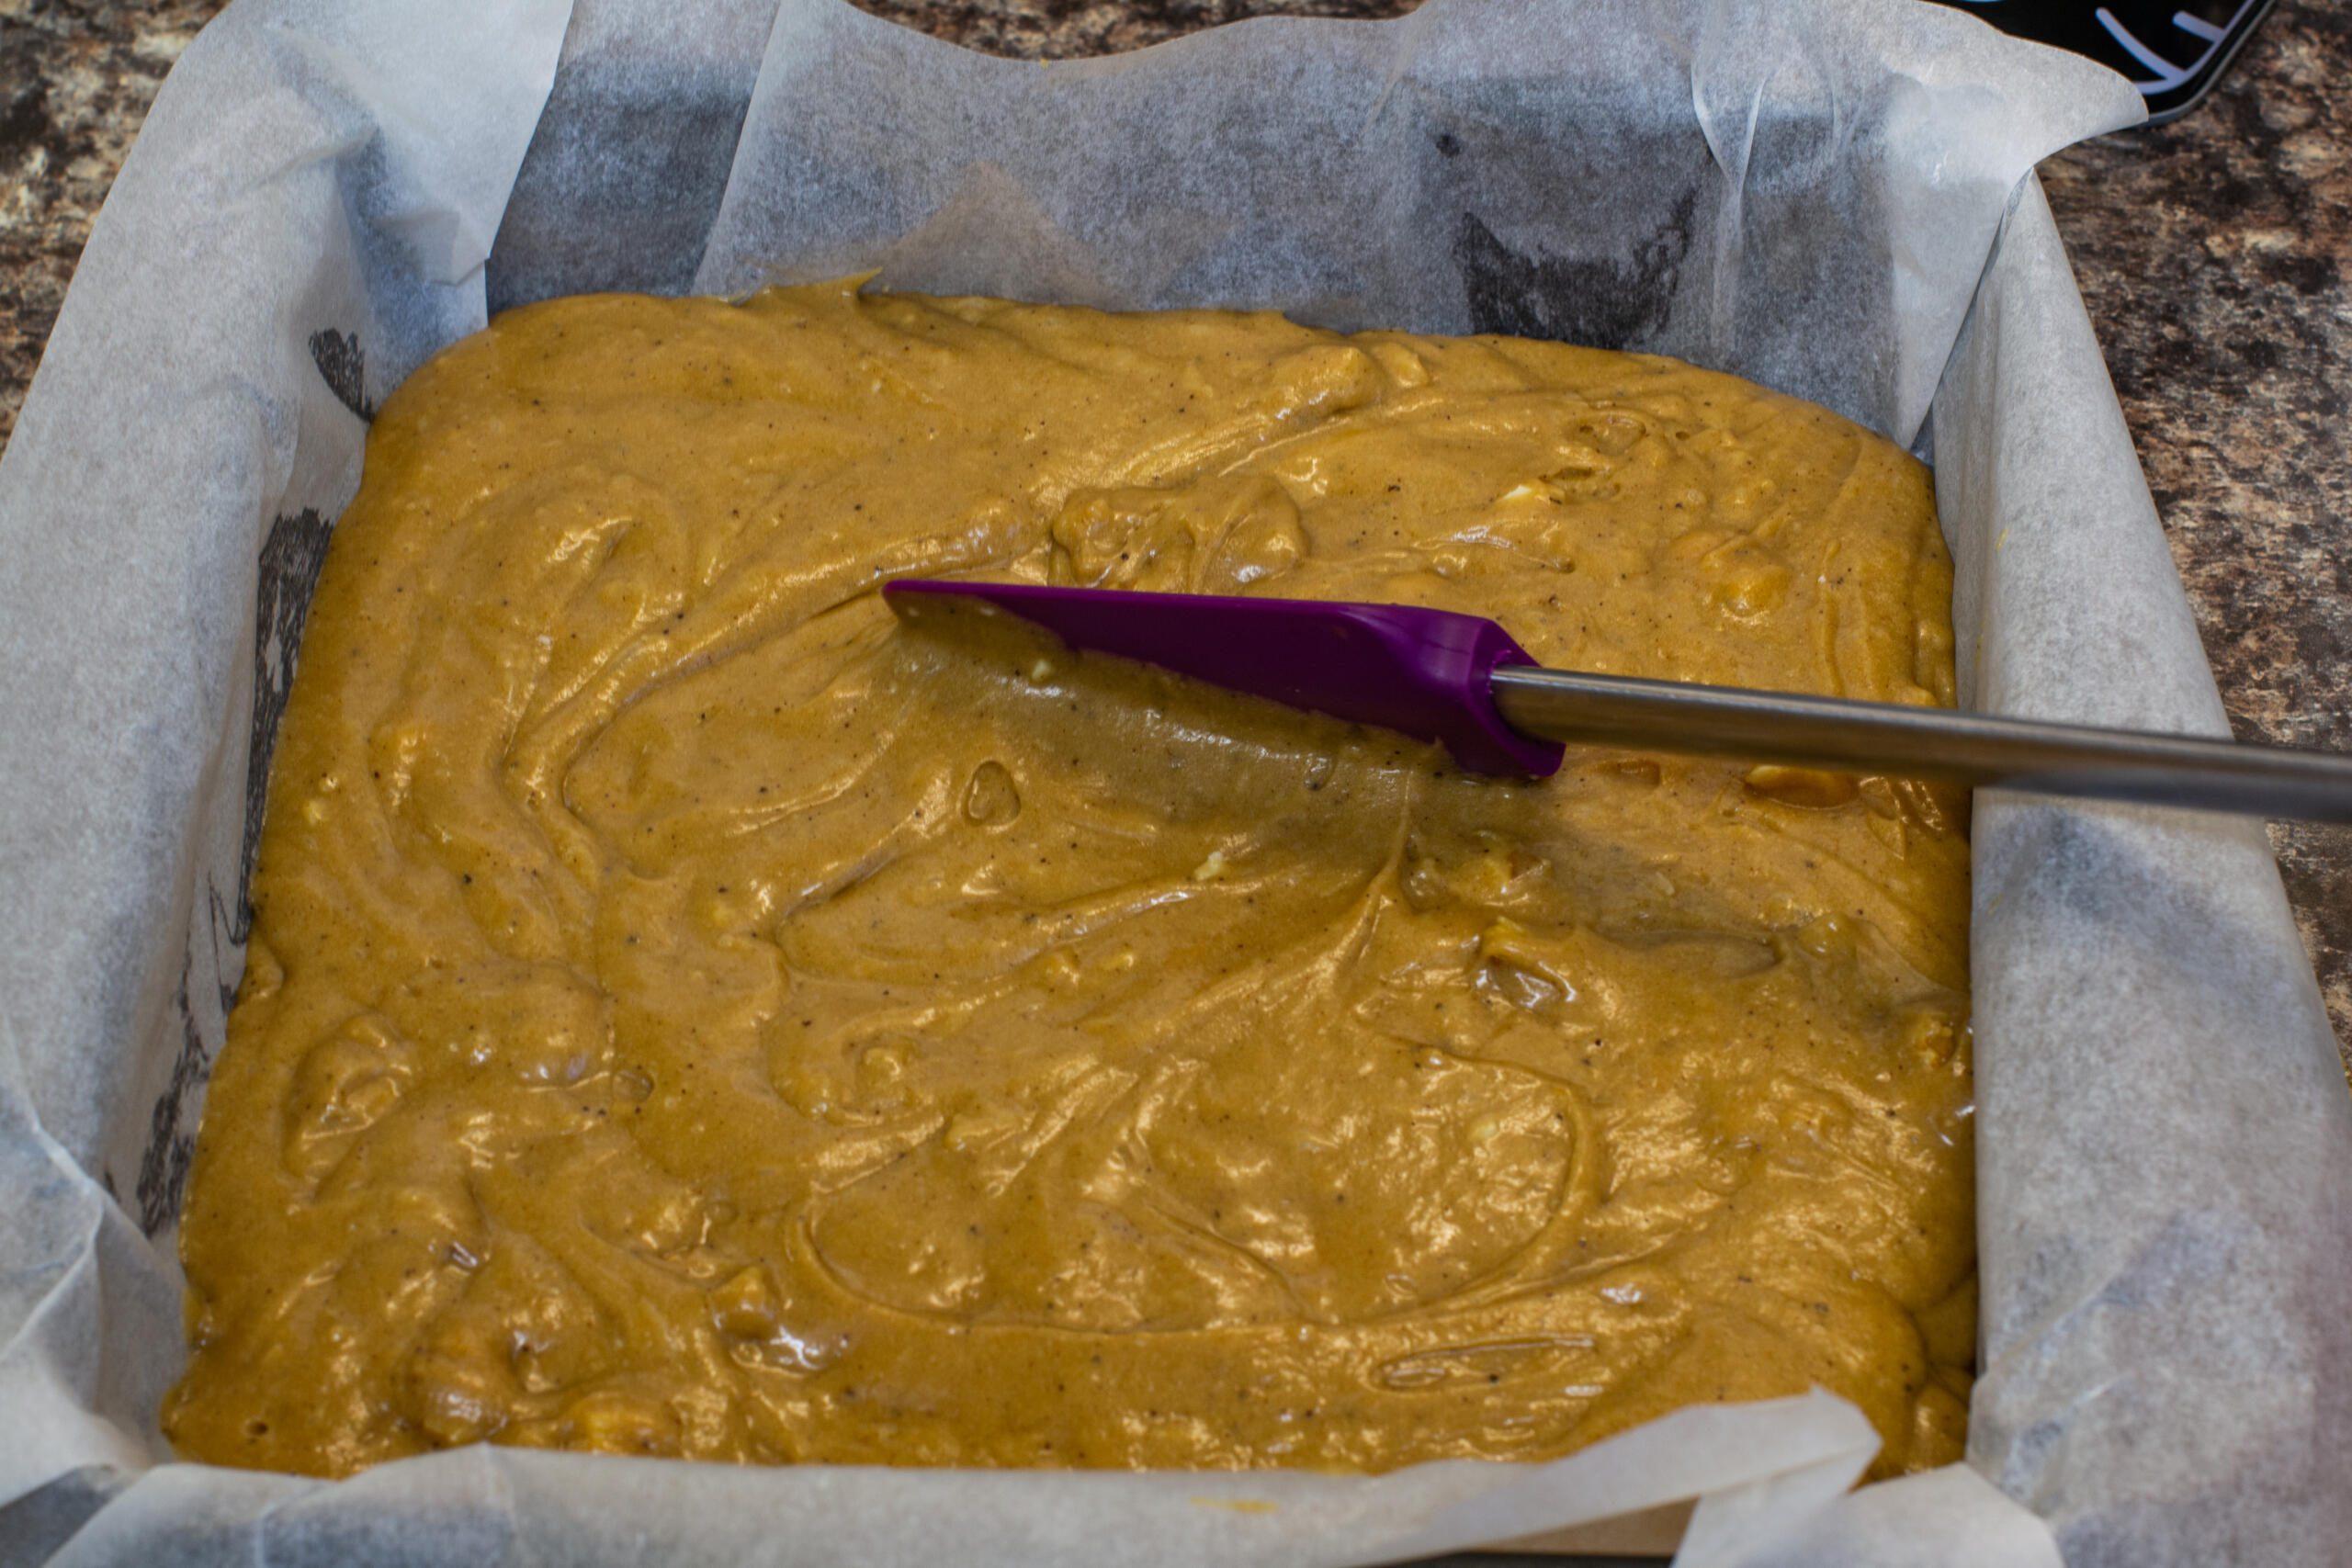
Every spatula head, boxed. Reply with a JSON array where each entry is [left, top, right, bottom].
[[882, 580, 1564, 778]]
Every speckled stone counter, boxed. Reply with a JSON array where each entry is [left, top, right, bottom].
[[3, 0, 2346, 1061]]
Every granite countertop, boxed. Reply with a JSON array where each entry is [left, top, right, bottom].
[[3, 0, 2346, 1061]]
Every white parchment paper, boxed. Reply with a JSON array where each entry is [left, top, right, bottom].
[[0, 0, 2345, 1562]]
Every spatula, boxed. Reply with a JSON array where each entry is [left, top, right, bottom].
[[881, 579, 2352, 824]]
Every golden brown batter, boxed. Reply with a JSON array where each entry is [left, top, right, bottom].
[[167, 282, 1973, 1481]]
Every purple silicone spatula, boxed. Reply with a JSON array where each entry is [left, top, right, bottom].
[[882, 579, 2352, 824]]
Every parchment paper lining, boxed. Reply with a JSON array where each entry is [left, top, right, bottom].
[[1, 1, 2344, 1563]]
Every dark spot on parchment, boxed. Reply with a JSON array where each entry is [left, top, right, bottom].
[[133, 506, 335, 1234], [1432, 131, 1460, 158], [308, 329, 373, 421], [1453, 186, 1698, 349], [135, 957, 208, 1235], [234, 508, 334, 942]]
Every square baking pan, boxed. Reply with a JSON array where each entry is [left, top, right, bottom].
[[0, 1, 2344, 1563]]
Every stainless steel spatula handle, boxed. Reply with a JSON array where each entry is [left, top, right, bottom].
[[1488, 665, 2352, 824], [883, 579, 2352, 824]]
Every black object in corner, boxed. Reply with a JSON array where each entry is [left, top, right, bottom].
[[1926, 0, 2277, 123]]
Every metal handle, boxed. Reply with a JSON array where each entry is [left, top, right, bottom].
[[1487, 664, 2352, 825]]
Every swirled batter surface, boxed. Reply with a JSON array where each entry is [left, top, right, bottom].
[[168, 282, 1973, 1480]]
